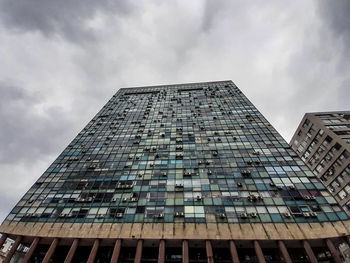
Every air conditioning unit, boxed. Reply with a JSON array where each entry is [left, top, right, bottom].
[[115, 213, 123, 218], [310, 212, 317, 218], [97, 214, 105, 219], [112, 197, 117, 202], [250, 212, 258, 218], [241, 170, 251, 176], [130, 198, 138, 202], [269, 182, 276, 187], [283, 212, 291, 218], [217, 213, 226, 218], [289, 185, 296, 190], [248, 193, 263, 202], [304, 195, 316, 201], [303, 213, 310, 218], [174, 212, 184, 217], [196, 196, 202, 201], [237, 182, 243, 187], [175, 184, 184, 188], [88, 164, 97, 169], [240, 213, 248, 219], [59, 213, 67, 218], [122, 198, 128, 202], [157, 213, 164, 219]]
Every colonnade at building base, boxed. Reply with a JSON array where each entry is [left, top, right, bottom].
[[0, 234, 349, 263]]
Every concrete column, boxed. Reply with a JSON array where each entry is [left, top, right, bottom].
[[253, 240, 266, 263], [3, 236, 22, 263], [325, 239, 342, 263], [182, 239, 189, 263], [23, 237, 40, 263], [0, 234, 8, 249], [64, 239, 79, 263], [42, 238, 59, 263], [158, 239, 165, 263], [277, 240, 292, 263], [110, 239, 122, 263], [303, 240, 318, 263], [229, 240, 240, 263], [134, 239, 143, 263], [205, 240, 214, 263], [87, 239, 100, 263]]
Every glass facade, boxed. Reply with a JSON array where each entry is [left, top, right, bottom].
[[5, 81, 347, 225]]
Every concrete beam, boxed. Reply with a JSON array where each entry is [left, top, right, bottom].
[[23, 237, 40, 263], [42, 238, 59, 263], [87, 239, 100, 263], [64, 239, 79, 263]]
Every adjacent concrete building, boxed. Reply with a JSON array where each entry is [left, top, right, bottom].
[[1, 82, 350, 262], [290, 111, 350, 214]]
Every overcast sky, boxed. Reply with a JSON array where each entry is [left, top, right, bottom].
[[0, 0, 349, 222]]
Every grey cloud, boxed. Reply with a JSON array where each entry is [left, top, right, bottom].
[[0, 0, 349, 222], [0, 0, 136, 42], [318, 0, 350, 41], [0, 82, 74, 163], [337, 78, 350, 107], [317, 0, 350, 78]]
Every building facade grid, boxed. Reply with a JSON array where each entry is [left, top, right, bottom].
[[5, 81, 347, 225]]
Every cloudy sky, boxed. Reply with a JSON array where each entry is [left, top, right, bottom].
[[0, 0, 349, 221]]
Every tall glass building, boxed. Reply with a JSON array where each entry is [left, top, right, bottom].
[[1, 81, 350, 262]]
